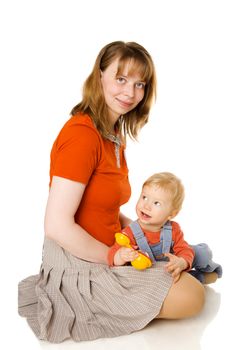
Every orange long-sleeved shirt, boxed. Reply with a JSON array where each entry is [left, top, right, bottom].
[[108, 220, 194, 269]]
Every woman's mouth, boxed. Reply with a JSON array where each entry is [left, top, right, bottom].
[[116, 98, 134, 109]]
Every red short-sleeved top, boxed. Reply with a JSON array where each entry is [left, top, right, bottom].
[[49, 113, 131, 246]]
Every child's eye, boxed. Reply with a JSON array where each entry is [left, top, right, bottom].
[[154, 201, 161, 206], [142, 195, 147, 201]]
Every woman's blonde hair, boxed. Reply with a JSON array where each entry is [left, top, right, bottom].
[[71, 41, 157, 140], [143, 172, 185, 214]]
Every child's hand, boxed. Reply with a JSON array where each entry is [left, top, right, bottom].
[[114, 247, 139, 266], [164, 253, 188, 283]]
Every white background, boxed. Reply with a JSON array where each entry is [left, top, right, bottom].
[[0, 0, 244, 349]]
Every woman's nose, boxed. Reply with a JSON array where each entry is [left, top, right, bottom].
[[124, 83, 134, 97]]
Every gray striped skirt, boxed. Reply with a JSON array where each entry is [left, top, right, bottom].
[[18, 238, 173, 343]]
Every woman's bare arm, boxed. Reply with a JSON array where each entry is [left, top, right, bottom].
[[44, 176, 109, 264]]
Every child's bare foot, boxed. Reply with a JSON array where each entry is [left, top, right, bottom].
[[203, 272, 218, 284]]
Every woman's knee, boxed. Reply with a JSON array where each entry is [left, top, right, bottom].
[[188, 276, 205, 315], [156, 272, 205, 319]]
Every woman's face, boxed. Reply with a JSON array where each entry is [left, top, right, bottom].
[[100, 57, 146, 128]]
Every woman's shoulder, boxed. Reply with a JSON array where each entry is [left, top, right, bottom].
[[50, 113, 103, 183], [57, 113, 101, 144], [64, 112, 98, 133]]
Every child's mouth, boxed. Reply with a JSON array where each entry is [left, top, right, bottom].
[[141, 211, 151, 219]]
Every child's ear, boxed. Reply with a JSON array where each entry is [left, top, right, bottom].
[[168, 209, 178, 220]]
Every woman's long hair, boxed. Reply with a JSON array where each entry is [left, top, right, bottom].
[[71, 41, 157, 141]]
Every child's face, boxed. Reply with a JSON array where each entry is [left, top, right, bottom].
[[136, 185, 175, 231]]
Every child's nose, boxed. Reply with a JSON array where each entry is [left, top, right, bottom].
[[143, 201, 151, 211]]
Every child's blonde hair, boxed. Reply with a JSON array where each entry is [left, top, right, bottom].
[[143, 172, 185, 214]]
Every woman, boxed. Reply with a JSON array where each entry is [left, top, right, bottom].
[[18, 41, 205, 343]]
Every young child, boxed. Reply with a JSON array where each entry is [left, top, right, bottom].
[[108, 172, 222, 284]]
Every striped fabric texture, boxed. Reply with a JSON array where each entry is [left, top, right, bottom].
[[18, 238, 173, 343]]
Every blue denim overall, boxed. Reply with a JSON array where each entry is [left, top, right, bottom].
[[129, 220, 173, 263], [129, 220, 223, 283]]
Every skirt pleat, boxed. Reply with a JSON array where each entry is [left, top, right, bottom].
[[18, 238, 173, 343]]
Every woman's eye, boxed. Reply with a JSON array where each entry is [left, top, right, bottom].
[[116, 77, 126, 84], [135, 82, 145, 89]]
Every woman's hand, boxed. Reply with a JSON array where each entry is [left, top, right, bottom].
[[164, 253, 188, 283], [113, 247, 139, 266]]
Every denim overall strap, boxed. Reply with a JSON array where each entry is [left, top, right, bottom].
[[129, 221, 156, 262], [161, 221, 172, 254]]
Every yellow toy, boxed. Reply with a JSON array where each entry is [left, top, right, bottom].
[[115, 232, 152, 270]]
